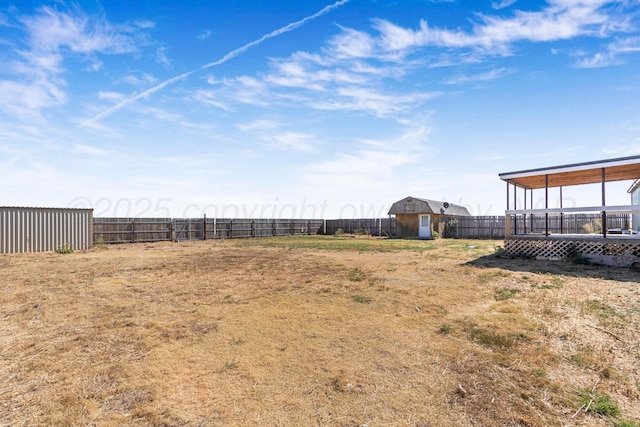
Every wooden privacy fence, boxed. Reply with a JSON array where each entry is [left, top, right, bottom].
[[440, 216, 505, 239], [93, 213, 633, 244], [323, 218, 395, 236], [94, 218, 325, 244]]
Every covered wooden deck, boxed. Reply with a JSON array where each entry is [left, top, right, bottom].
[[499, 155, 640, 266]]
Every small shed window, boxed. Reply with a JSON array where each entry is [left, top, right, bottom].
[[420, 216, 430, 227]]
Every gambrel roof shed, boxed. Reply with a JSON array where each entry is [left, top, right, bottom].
[[388, 197, 471, 216]]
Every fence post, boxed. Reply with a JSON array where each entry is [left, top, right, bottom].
[[131, 218, 135, 243], [203, 214, 207, 240], [251, 220, 255, 238]]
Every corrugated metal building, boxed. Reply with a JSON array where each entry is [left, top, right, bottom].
[[0, 207, 93, 254]]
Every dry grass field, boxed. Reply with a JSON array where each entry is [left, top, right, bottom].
[[1, 236, 639, 427]]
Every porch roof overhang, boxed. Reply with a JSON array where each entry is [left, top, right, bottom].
[[499, 155, 640, 190]]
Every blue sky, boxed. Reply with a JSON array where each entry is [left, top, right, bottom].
[[2, 0, 640, 218]]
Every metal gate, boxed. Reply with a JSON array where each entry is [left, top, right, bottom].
[[173, 218, 205, 241]]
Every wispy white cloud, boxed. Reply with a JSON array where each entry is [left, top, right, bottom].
[[122, 72, 157, 86], [610, 36, 640, 53], [85, 58, 103, 71], [271, 131, 318, 152], [300, 125, 431, 194], [492, 0, 517, 10], [236, 118, 318, 152], [311, 87, 436, 117], [198, 30, 212, 41], [21, 6, 138, 54], [327, 26, 377, 59], [575, 51, 619, 67], [98, 91, 126, 101], [75, 143, 108, 156], [575, 35, 640, 67], [0, 79, 66, 118], [236, 119, 280, 132], [134, 19, 155, 29], [373, 0, 618, 53], [192, 90, 234, 111], [0, 5, 145, 118], [156, 46, 171, 67], [77, 0, 350, 129], [212, 26, 431, 119], [210, 1, 631, 125], [441, 67, 508, 85]]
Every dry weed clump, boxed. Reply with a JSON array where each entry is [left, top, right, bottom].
[[1, 237, 639, 426]]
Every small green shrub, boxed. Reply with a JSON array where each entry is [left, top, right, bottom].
[[569, 353, 591, 369], [465, 324, 513, 349], [493, 245, 506, 257], [334, 228, 344, 236], [353, 295, 371, 304], [55, 242, 74, 254], [613, 420, 640, 427], [438, 324, 452, 334], [223, 357, 239, 370], [353, 228, 370, 236], [94, 234, 106, 249], [478, 269, 511, 284], [348, 267, 366, 282], [577, 389, 619, 417], [495, 287, 519, 301]]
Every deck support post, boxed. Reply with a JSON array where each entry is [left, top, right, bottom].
[[545, 174, 549, 236], [559, 187, 564, 235], [602, 168, 607, 239], [505, 182, 512, 237], [530, 189, 534, 233], [513, 184, 518, 235], [524, 187, 527, 234]]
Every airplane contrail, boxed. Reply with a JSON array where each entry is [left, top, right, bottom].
[[79, 0, 349, 129]]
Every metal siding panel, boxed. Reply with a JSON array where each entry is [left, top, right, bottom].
[[0, 207, 92, 254]]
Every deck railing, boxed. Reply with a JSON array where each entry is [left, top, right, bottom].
[[504, 204, 640, 238]]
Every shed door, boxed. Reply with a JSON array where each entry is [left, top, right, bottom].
[[418, 215, 431, 238]]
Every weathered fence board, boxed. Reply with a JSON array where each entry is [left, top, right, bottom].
[[440, 216, 505, 239], [94, 218, 172, 244], [323, 218, 395, 236], [94, 217, 325, 243]]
